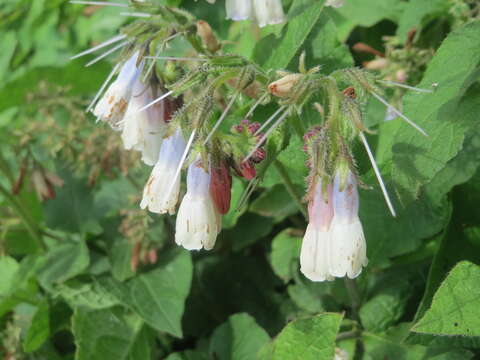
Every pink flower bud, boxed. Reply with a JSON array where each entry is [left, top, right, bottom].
[[239, 161, 256, 180]]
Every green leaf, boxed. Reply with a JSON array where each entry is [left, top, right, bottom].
[[262, 313, 343, 360], [37, 240, 90, 289], [72, 307, 148, 360], [253, 0, 325, 69], [392, 21, 480, 202], [0, 256, 19, 295], [55, 279, 121, 310], [103, 248, 193, 338], [395, 0, 450, 43], [412, 261, 480, 337], [331, 0, 406, 41], [251, 185, 301, 222], [209, 313, 270, 360], [362, 324, 474, 360], [0, 61, 111, 112], [44, 168, 102, 234], [23, 300, 50, 353], [269, 229, 302, 282], [109, 238, 136, 282], [221, 212, 274, 252], [359, 271, 415, 332]]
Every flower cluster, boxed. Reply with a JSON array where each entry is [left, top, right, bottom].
[[70, 0, 431, 282]]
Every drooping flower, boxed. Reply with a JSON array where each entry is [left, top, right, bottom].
[[329, 169, 368, 278], [140, 128, 186, 214], [121, 79, 167, 166], [225, 0, 285, 28], [94, 52, 143, 130], [175, 158, 221, 251], [300, 179, 335, 282], [226, 0, 253, 21], [252, 0, 285, 28]]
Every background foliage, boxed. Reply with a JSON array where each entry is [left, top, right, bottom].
[[1, 0, 480, 359]]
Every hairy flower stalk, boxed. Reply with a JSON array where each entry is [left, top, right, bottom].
[[140, 128, 186, 214], [175, 158, 221, 250], [329, 168, 368, 279], [225, 0, 285, 27], [93, 52, 144, 130]]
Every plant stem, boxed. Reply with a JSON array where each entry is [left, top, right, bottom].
[[0, 183, 46, 251], [336, 330, 360, 341], [273, 159, 307, 218], [344, 278, 361, 323]]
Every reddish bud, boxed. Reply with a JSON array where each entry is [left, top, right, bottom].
[[210, 162, 232, 214], [251, 148, 266, 163], [240, 161, 257, 180]]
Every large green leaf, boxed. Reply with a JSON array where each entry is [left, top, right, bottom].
[[72, 307, 150, 360], [362, 324, 473, 360], [412, 261, 480, 337], [269, 229, 302, 283], [37, 240, 90, 289], [261, 313, 343, 360], [23, 300, 50, 353], [209, 313, 270, 360], [392, 21, 480, 202], [253, 0, 325, 69], [102, 248, 193, 338]]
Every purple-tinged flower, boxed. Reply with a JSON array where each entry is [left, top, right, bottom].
[[121, 79, 167, 166], [300, 179, 335, 282], [94, 52, 143, 130], [140, 128, 186, 214], [175, 159, 221, 251], [329, 169, 368, 278]]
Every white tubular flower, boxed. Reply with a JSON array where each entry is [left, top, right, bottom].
[[121, 80, 166, 166], [325, 0, 345, 8], [329, 169, 368, 279], [300, 180, 335, 282], [140, 128, 186, 214], [175, 159, 220, 251], [226, 0, 253, 21], [253, 0, 285, 27], [94, 52, 143, 130]]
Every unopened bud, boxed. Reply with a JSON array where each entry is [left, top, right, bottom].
[[364, 58, 389, 70], [197, 20, 220, 53], [210, 161, 232, 214], [239, 161, 256, 180], [268, 74, 302, 98]]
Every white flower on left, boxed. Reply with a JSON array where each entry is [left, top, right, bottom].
[[121, 79, 167, 166], [94, 52, 143, 130], [226, 0, 285, 27], [140, 128, 186, 214], [175, 158, 221, 251]]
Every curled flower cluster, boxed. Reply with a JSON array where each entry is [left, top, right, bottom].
[[70, 0, 432, 282]]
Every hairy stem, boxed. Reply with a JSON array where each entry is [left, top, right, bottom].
[[274, 159, 307, 218]]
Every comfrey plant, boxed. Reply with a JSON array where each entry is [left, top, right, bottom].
[[69, 0, 432, 282]]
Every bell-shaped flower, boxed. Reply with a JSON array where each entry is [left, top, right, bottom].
[[253, 0, 285, 27], [121, 79, 167, 166], [329, 169, 368, 278], [140, 128, 186, 214], [94, 52, 143, 130], [175, 159, 221, 251], [226, 0, 253, 21], [300, 179, 335, 282]]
